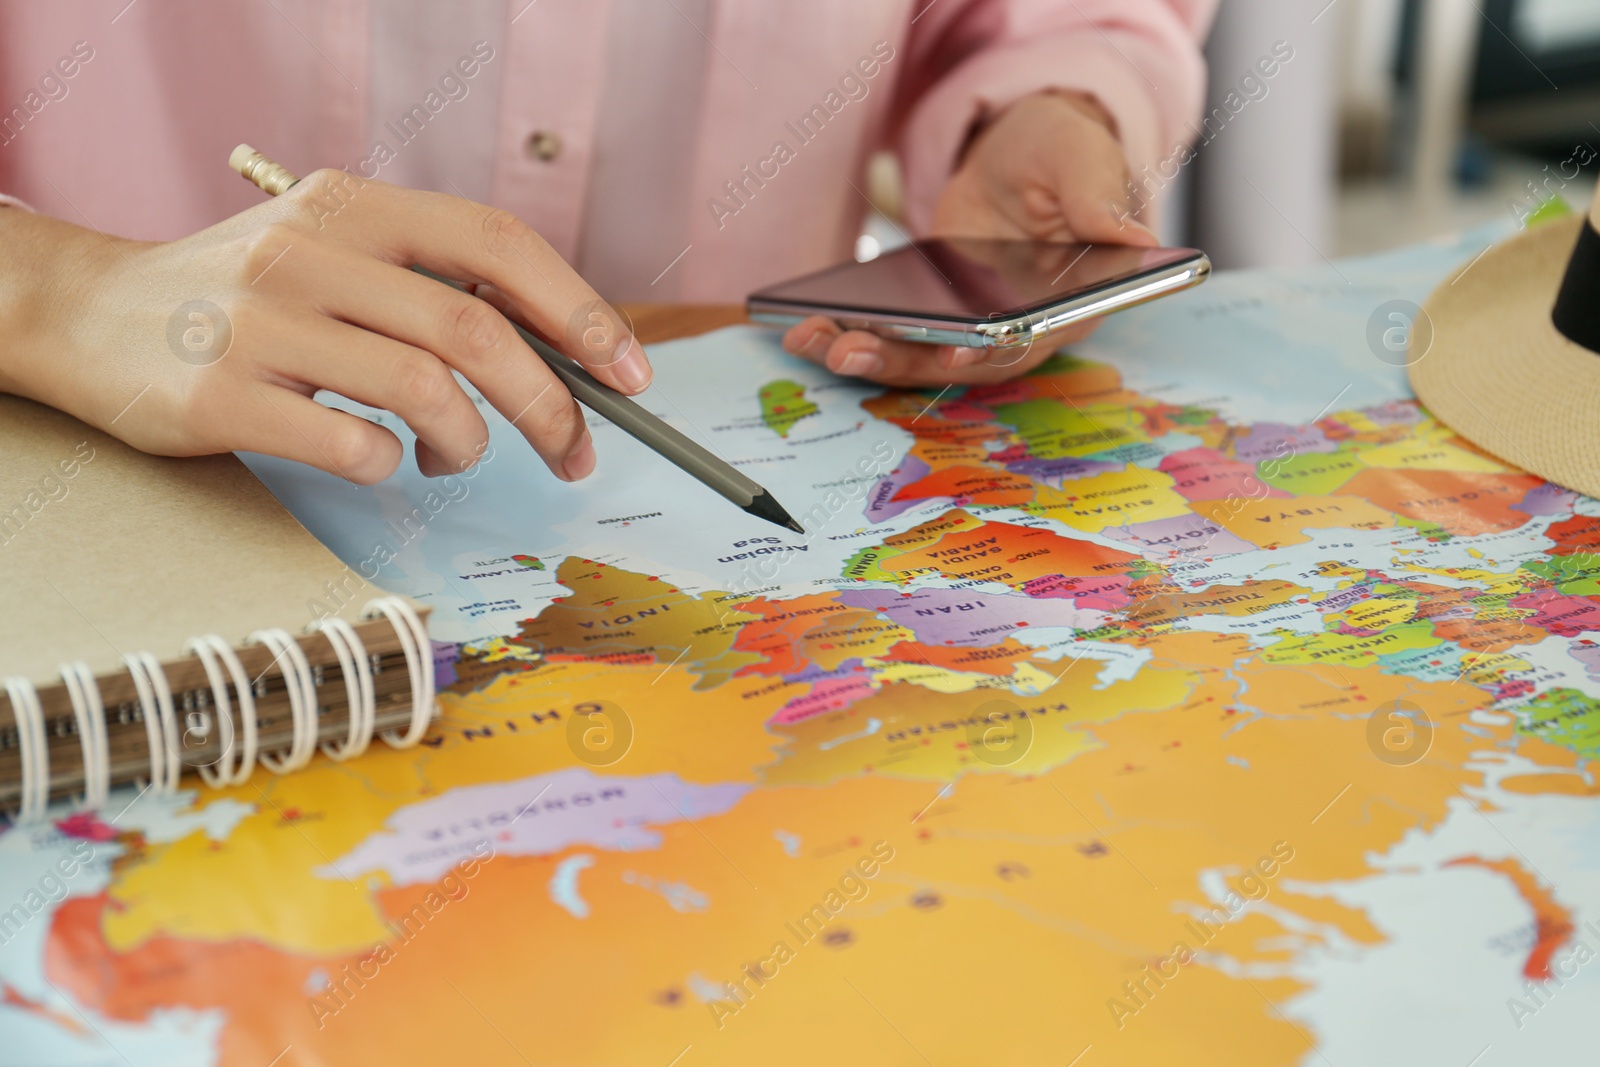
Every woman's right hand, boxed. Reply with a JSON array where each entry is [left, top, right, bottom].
[[0, 170, 651, 484]]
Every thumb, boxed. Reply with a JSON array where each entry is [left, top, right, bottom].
[[1066, 195, 1161, 247]]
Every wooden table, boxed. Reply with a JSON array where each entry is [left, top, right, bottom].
[[620, 304, 750, 345]]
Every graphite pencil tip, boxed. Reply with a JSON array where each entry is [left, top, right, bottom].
[[745, 490, 805, 534]]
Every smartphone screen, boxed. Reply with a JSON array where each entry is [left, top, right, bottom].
[[750, 238, 1202, 323]]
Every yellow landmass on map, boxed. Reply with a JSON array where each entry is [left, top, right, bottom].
[[1025, 467, 1192, 533], [1128, 579, 1305, 628], [864, 659, 1029, 694], [992, 398, 1152, 459], [101, 656, 794, 955], [1262, 619, 1441, 668], [908, 438, 996, 469], [1195, 494, 1396, 549], [1331, 593, 1419, 632], [1355, 436, 1510, 474], [762, 654, 1195, 787], [1401, 565, 1533, 603], [801, 610, 909, 672]]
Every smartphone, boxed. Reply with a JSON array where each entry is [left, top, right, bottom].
[[746, 238, 1210, 349]]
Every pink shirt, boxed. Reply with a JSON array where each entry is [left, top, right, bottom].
[[0, 0, 1214, 302]]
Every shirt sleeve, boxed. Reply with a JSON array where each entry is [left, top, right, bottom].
[[891, 0, 1218, 232]]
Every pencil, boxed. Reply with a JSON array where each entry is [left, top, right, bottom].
[[227, 145, 803, 533]]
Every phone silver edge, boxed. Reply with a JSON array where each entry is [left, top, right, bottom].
[[747, 251, 1211, 349]]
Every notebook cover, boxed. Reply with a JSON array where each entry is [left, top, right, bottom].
[[0, 395, 373, 684]]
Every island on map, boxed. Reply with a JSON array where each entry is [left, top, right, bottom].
[[758, 380, 820, 437]]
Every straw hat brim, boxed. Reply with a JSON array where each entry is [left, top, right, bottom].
[[1408, 214, 1600, 497]]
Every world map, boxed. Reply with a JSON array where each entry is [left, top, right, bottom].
[[3, 220, 1599, 1066]]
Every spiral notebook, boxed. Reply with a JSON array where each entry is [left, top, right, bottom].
[[0, 395, 438, 822]]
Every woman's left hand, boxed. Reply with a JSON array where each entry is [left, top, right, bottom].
[[782, 90, 1156, 388]]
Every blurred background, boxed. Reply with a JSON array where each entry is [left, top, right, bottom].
[[862, 0, 1600, 270]]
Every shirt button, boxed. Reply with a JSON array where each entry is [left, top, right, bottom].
[[525, 130, 562, 162]]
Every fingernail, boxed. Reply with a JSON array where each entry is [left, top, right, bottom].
[[836, 346, 883, 377], [416, 442, 450, 477], [610, 334, 652, 393], [947, 347, 983, 368], [1121, 218, 1160, 245], [797, 329, 833, 360], [563, 431, 596, 481]]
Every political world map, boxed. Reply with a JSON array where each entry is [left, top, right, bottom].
[[2, 220, 1599, 1066]]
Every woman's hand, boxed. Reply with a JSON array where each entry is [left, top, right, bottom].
[[0, 171, 651, 484], [783, 90, 1155, 388]]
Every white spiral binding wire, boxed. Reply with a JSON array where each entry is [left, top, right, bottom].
[[250, 628, 318, 774], [124, 652, 181, 796], [5, 675, 49, 823], [184, 635, 251, 787], [123, 654, 166, 794], [8, 600, 432, 806], [139, 651, 182, 795], [362, 597, 435, 748], [59, 661, 110, 810], [309, 617, 375, 761]]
